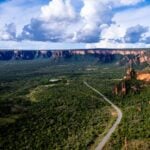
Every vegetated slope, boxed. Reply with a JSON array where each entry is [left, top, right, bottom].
[[85, 66, 150, 150], [104, 86, 150, 150], [0, 59, 116, 150], [0, 81, 114, 149], [0, 58, 149, 150]]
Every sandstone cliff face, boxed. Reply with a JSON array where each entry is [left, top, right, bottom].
[[137, 73, 150, 82], [0, 49, 149, 64], [112, 67, 148, 96]]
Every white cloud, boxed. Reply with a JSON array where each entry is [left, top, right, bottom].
[[20, 0, 116, 43], [101, 24, 125, 40], [0, 0, 42, 34], [72, 0, 114, 42], [41, 0, 76, 21], [120, 0, 144, 5], [0, 0, 149, 48], [0, 23, 16, 40], [86, 3, 150, 48], [86, 40, 150, 49]]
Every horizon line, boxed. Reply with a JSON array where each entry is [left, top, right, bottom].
[[0, 48, 150, 51]]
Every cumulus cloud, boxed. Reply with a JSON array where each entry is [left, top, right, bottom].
[[144, 36, 150, 44], [73, 0, 114, 43], [0, 23, 16, 40], [0, 0, 148, 48], [86, 39, 150, 49], [124, 25, 148, 43], [19, 0, 120, 43], [20, 0, 77, 42], [86, 24, 150, 48], [20, 19, 64, 42], [19, 0, 146, 43], [41, 0, 76, 20]]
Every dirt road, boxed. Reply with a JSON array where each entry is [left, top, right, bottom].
[[84, 81, 122, 150]]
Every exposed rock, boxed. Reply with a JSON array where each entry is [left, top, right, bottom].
[[113, 66, 141, 96], [137, 72, 150, 82]]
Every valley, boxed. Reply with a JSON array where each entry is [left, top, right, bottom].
[[0, 55, 149, 150]]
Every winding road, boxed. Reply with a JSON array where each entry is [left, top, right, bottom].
[[84, 81, 122, 150]]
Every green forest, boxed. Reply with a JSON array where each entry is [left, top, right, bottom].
[[0, 57, 149, 149]]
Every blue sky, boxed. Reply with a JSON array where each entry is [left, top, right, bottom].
[[0, 0, 150, 49]]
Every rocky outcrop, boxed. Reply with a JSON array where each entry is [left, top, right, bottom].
[[137, 72, 150, 82], [113, 67, 141, 96]]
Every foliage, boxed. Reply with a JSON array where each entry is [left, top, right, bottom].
[[0, 57, 149, 149]]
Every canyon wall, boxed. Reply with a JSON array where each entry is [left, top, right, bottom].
[[0, 49, 149, 64]]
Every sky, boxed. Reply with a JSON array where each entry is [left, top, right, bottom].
[[0, 0, 150, 49]]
